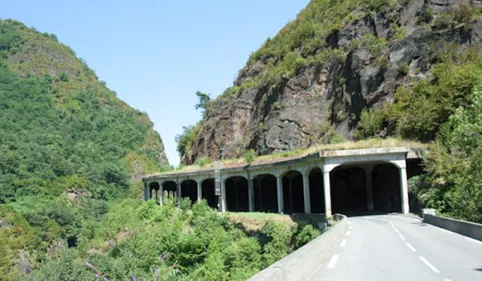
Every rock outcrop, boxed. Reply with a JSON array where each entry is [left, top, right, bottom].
[[182, 0, 482, 164]]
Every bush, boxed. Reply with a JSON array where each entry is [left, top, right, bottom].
[[295, 224, 320, 248], [355, 108, 387, 139], [398, 62, 409, 76], [244, 149, 256, 164]]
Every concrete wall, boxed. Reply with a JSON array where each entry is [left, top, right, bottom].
[[248, 214, 348, 281], [423, 214, 482, 242]]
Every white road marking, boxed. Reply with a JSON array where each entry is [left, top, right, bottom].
[[340, 240, 347, 247], [464, 236, 482, 245], [445, 278, 452, 281], [405, 242, 416, 252], [346, 231, 351, 236], [398, 234, 406, 241], [349, 226, 353, 230], [419, 256, 440, 273], [393, 228, 400, 234], [327, 255, 340, 269]]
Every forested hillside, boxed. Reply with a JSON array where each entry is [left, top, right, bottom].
[[0, 19, 169, 279]]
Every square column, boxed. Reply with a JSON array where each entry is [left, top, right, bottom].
[[176, 181, 181, 206], [159, 181, 164, 206], [302, 174, 311, 214], [197, 181, 202, 203], [221, 179, 227, 212], [276, 175, 284, 214], [399, 166, 409, 214], [323, 171, 332, 218], [248, 178, 254, 212], [144, 182, 149, 201]]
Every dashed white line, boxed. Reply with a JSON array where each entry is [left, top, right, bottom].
[[398, 234, 406, 241], [327, 255, 340, 269], [346, 231, 352, 236], [445, 278, 452, 281], [340, 240, 347, 247], [419, 256, 440, 273], [464, 236, 482, 245], [405, 242, 416, 252]]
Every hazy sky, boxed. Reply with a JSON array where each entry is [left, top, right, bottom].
[[1, 0, 309, 166]]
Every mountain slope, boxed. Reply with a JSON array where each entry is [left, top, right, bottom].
[[0, 19, 169, 279], [181, 0, 482, 164], [0, 19, 168, 202]]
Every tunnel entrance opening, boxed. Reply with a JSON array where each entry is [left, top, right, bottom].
[[282, 171, 304, 214], [181, 180, 197, 204], [254, 174, 278, 213], [309, 167, 325, 213], [225, 176, 249, 212], [149, 182, 160, 202], [372, 163, 402, 213], [331, 166, 367, 214], [202, 179, 217, 209]]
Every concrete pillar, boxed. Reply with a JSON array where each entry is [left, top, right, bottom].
[[303, 173, 311, 214], [288, 176, 293, 212], [159, 181, 164, 206], [365, 166, 374, 212], [176, 181, 181, 206], [197, 180, 202, 203], [248, 177, 254, 212], [276, 174, 284, 214], [323, 171, 332, 218], [221, 179, 227, 212], [144, 182, 149, 201], [399, 166, 409, 214]]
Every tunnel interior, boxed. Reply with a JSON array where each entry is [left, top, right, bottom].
[[309, 167, 325, 213], [149, 182, 160, 201], [372, 163, 401, 213], [282, 171, 304, 214], [202, 179, 217, 209], [254, 174, 278, 213], [163, 181, 177, 200], [330, 166, 367, 213], [225, 176, 249, 212], [181, 180, 197, 204]]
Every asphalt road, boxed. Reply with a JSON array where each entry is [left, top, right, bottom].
[[308, 214, 482, 281]]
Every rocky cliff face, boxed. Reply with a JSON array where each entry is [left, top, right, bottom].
[[182, 0, 482, 164]]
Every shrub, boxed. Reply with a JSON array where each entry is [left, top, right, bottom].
[[295, 224, 320, 248], [355, 108, 387, 139], [244, 149, 256, 165], [398, 62, 409, 76]]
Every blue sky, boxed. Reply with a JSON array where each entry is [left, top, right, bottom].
[[1, 0, 309, 166]]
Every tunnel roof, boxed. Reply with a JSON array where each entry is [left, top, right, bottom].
[[143, 140, 427, 182]]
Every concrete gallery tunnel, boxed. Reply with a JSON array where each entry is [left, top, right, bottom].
[[372, 164, 402, 213], [253, 174, 278, 213], [202, 179, 217, 209], [181, 180, 197, 204], [225, 176, 249, 212], [282, 171, 304, 214]]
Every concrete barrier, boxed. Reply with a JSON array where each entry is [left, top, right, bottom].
[[248, 214, 348, 281], [423, 212, 482, 242]]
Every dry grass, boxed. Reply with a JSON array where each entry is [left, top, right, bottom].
[[148, 138, 426, 176], [227, 212, 296, 232]]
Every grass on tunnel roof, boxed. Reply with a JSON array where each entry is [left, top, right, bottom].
[[152, 138, 426, 176]]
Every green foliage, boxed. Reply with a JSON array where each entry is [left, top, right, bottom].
[[195, 156, 211, 167], [355, 108, 387, 139], [244, 149, 257, 164], [421, 84, 482, 222], [387, 58, 482, 141], [398, 62, 409, 76], [195, 91, 211, 117], [295, 224, 320, 248], [25, 201, 317, 281], [418, 8, 433, 24], [175, 122, 202, 158]]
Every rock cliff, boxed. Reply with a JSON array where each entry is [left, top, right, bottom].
[[182, 0, 482, 164]]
